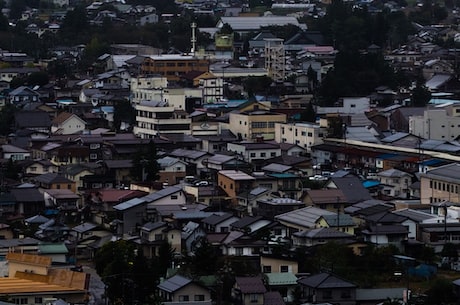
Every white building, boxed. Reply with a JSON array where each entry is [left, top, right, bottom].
[[274, 122, 325, 153], [316, 97, 371, 115], [409, 104, 460, 140], [130, 76, 168, 104], [133, 100, 191, 138]]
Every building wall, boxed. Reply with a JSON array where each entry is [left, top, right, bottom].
[[420, 175, 460, 205], [229, 112, 287, 140], [170, 284, 211, 302], [51, 117, 85, 135], [141, 57, 209, 81], [410, 109, 460, 140], [260, 256, 298, 274], [275, 122, 325, 153]]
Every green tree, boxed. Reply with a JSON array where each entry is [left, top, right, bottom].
[[0, 104, 18, 135], [27, 71, 49, 87], [300, 102, 316, 123], [411, 81, 431, 107], [185, 238, 220, 276], [130, 140, 161, 182], [113, 100, 136, 132], [158, 240, 174, 276], [94, 240, 137, 305]]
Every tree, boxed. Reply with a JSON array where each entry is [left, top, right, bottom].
[[27, 71, 49, 87], [113, 100, 136, 132], [424, 279, 456, 305], [300, 102, 316, 123], [130, 141, 161, 182], [411, 82, 431, 107]]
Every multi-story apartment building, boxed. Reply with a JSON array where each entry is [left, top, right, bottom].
[[133, 100, 191, 138], [420, 163, 460, 204], [229, 110, 287, 140], [275, 122, 325, 153], [130, 75, 168, 104], [409, 104, 460, 140], [140, 54, 209, 82]]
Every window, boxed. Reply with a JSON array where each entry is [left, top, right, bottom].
[[280, 265, 289, 272], [271, 152, 276, 157], [263, 266, 272, 273], [90, 143, 100, 149], [250, 153, 256, 157], [307, 132, 313, 137], [194, 295, 205, 301], [35, 297, 42, 304], [235, 248, 243, 255], [67, 184, 72, 189], [261, 152, 266, 157], [250, 294, 258, 303], [179, 295, 189, 301], [90, 153, 98, 159], [171, 195, 178, 200], [30, 166, 37, 172], [155, 234, 163, 241]]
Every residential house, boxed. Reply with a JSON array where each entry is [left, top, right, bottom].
[[219, 231, 267, 256], [8, 86, 40, 106], [297, 272, 356, 305], [227, 142, 282, 166], [325, 177, 373, 204], [103, 159, 133, 187], [0, 192, 17, 218], [33, 172, 77, 192], [10, 186, 45, 217], [195, 71, 223, 103], [113, 197, 148, 236], [44, 189, 81, 215], [292, 227, 355, 247], [62, 163, 97, 190], [377, 168, 412, 198], [157, 274, 212, 305], [261, 255, 298, 302], [137, 221, 181, 258], [167, 149, 211, 177], [51, 112, 86, 135], [303, 189, 347, 211], [14, 111, 51, 134], [23, 160, 58, 177], [2, 144, 31, 161], [236, 186, 272, 215], [201, 212, 239, 233], [0, 67, 40, 83], [232, 276, 267, 305], [361, 224, 409, 250], [254, 198, 305, 220], [275, 206, 350, 238], [37, 243, 69, 264], [181, 221, 206, 255], [217, 170, 255, 206], [157, 156, 187, 185]]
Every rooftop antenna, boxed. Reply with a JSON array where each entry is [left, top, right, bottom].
[[191, 22, 197, 56]]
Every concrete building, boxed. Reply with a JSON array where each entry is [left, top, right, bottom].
[[409, 104, 460, 140], [229, 110, 287, 141], [133, 100, 191, 138], [420, 163, 460, 204], [275, 122, 325, 153]]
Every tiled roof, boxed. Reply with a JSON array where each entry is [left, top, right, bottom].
[[298, 272, 356, 289], [157, 275, 192, 293], [234, 276, 267, 294]]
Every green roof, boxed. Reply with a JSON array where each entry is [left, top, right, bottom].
[[265, 272, 298, 285], [38, 243, 69, 254]]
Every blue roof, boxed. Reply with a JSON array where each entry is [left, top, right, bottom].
[[420, 159, 445, 166], [363, 180, 380, 188]]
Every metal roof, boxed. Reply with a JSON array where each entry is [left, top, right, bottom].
[[157, 275, 192, 293], [113, 197, 146, 211]]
